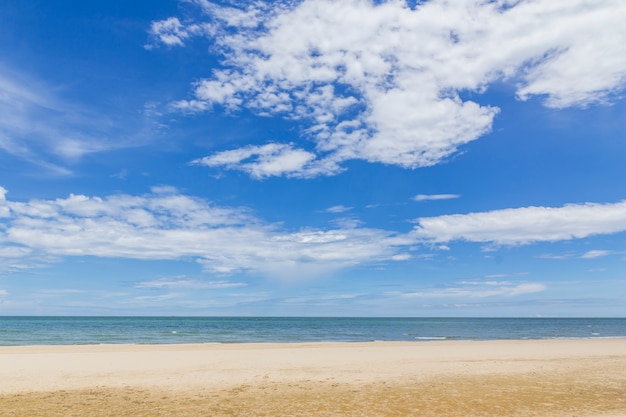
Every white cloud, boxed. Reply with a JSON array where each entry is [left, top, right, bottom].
[[131, 293, 183, 303], [0, 289, 7, 296], [0, 187, 410, 278], [192, 143, 322, 179], [151, 0, 626, 178], [325, 205, 352, 213], [111, 169, 128, 180], [146, 17, 190, 47], [513, 3, 626, 108], [414, 194, 460, 202], [537, 252, 575, 260], [538, 249, 622, 260], [35, 289, 84, 298], [0, 246, 32, 258], [329, 217, 363, 229], [150, 185, 179, 194], [145, 13, 218, 50], [413, 201, 626, 245], [484, 272, 528, 279], [399, 282, 546, 299], [2, 187, 626, 278], [581, 250, 613, 259], [135, 277, 246, 289]]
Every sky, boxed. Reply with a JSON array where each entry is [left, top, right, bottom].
[[0, 0, 625, 317]]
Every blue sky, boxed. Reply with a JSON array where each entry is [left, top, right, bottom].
[[1, 0, 625, 316]]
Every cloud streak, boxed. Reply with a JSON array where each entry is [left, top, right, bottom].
[[414, 194, 460, 202], [0, 67, 158, 174], [135, 277, 247, 289], [2, 186, 626, 279], [325, 205, 353, 214], [413, 201, 626, 245], [398, 282, 546, 299], [150, 0, 626, 178]]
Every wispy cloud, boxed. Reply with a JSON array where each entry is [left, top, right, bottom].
[[0, 67, 157, 174], [581, 250, 614, 259], [34, 289, 85, 298], [135, 277, 246, 289], [537, 253, 576, 260], [414, 194, 460, 202], [111, 169, 128, 180], [397, 282, 546, 299], [131, 293, 184, 303], [324, 205, 353, 214], [483, 273, 528, 279], [539, 249, 620, 260], [150, 0, 626, 178]]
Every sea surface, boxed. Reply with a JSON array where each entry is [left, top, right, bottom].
[[0, 317, 625, 346]]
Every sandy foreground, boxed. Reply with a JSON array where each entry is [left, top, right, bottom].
[[0, 339, 625, 417]]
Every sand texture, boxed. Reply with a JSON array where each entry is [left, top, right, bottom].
[[1, 339, 625, 416]]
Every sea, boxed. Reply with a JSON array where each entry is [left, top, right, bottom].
[[1, 317, 625, 346]]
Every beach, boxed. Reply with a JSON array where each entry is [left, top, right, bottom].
[[1, 339, 625, 416]]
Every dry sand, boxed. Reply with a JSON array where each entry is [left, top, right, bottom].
[[1, 339, 625, 416]]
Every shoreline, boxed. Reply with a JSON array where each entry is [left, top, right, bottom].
[[2, 335, 626, 349], [2, 335, 626, 345], [1, 339, 625, 416], [1, 334, 625, 349]]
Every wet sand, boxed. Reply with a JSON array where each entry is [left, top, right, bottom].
[[1, 339, 625, 416]]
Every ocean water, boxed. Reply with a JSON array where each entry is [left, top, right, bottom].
[[0, 317, 625, 346]]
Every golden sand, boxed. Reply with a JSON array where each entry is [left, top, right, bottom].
[[1, 340, 625, 416]]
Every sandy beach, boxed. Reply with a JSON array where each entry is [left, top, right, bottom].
[[1, 339, 625, 416]]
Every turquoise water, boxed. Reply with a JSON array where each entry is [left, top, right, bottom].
[[0, 317, 625, 346]]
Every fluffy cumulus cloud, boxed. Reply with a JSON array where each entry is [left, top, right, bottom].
[[150, 0, 626, 178], [413, 201, 626, 245]]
